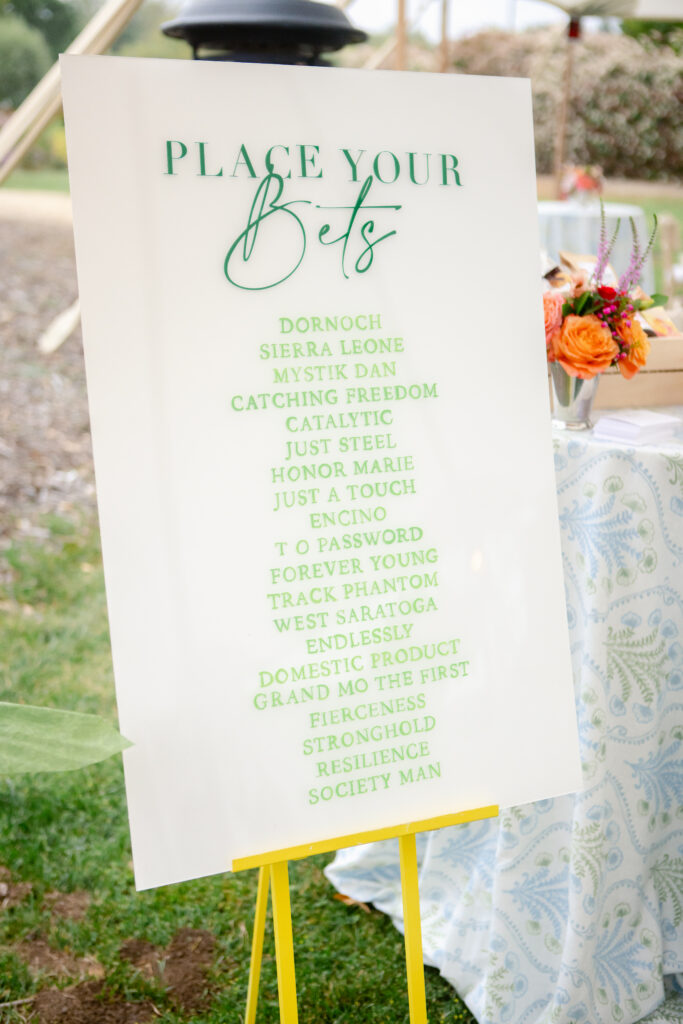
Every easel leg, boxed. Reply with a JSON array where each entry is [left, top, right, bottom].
[[399, 833, 428, 1024], [270, 860, 299, 1024], [245, 865, 270, 1024]]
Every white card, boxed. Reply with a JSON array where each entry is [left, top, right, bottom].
[[61, 55, 581, 890], [594, 409, 681, 443]]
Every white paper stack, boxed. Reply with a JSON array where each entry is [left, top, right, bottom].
[[593, 409, 682, 445]]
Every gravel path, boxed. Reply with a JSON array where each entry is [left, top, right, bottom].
[[0, 194, 95, 557], [0, 189, 72, 224]]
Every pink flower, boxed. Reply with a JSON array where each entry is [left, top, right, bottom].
[[543, 291, 563, 360]]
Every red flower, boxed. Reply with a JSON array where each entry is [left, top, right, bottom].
[[598, 286, 617, 300]]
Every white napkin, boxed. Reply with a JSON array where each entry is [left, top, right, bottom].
[[593, 409, 682, 445]]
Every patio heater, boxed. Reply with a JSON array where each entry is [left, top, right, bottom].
[[161, 0, 367, 64]]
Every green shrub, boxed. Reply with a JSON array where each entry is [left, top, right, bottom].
[[451, 28, 683, 181], [2, 0, 82, 60], [0, 12, 51, 109], [19, 118, 68, 169]]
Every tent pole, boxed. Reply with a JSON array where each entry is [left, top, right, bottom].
[[396, 0, 407, 69], [438, 0, 449, 72], [553, 16, 580, 199]]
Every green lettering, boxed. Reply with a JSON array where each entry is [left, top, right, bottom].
[[441, 154, 461, 186], [197, 141, 223, 177], [266, 145, 291, 179], [165, 139, 187, 175], [299, 144, 323, 178], [373, 151, 400, 184], [341, 148, 365, 182], [408, 152, 430, 185], [231, 144, 257, 178]]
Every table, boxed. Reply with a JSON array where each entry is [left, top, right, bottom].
[[538, 201, 656, 295], [326, 412, 683, 1024]]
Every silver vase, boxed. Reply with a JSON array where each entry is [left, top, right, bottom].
[[550, 363, 599, 430]]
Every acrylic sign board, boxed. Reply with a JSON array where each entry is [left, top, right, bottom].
[[61, 55, 582, 890]]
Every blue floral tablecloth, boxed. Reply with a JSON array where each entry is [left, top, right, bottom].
[[326, 410, 683, 1024]]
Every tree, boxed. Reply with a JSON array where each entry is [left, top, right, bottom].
[[621, 18, 683, 53], [0, 13, 51, 108], [0, 0, 82, 59], [111, 0, 187, 59]]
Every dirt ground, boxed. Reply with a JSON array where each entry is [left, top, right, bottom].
[[30, 928, 215, 1023], [1, 865, 217, 1022], [0, 193, 95, 557]]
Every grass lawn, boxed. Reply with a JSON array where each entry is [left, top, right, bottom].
[[0, 518, 475, 1023], [619, 194, 683, 236], [3, 168, 70, 192]]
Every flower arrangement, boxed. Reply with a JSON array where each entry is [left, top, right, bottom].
[[560, 164, 604, 201], [544, 208, 667, 381]]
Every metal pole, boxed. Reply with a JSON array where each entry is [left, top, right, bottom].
[[271, 861, 298, 1024], [399, 833, 428, 1024]]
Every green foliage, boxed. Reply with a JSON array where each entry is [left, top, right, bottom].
[[0, 0, 82, 112], [571, 55, 683, 183], [111, 0, 187, 59], [0, 12, 50, 108], [18, 118, 68, 169], [0, 0, 81, 58], [114, 29, 186, 59], [4, 166, 69, 189], [0, 702, 131, 774], [450, 27, 683, 181], [0, 524, 115, 715], [0, 948, 33, 1001], [621, 19, 683, 54]]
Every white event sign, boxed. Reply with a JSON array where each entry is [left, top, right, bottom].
[[61, 55, 581, 891]]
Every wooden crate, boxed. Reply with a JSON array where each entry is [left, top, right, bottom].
[[594, 335, 683, 409]]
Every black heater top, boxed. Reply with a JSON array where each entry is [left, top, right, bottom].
[[161, 0, 367, 63]]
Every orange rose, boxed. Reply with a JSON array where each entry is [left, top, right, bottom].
[[554, 314, 618, 379], [543, 291, 563, 360], [616, 319, 650, 379]]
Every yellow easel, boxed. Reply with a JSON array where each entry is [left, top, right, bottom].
[[233, 805, 499, 1024]]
